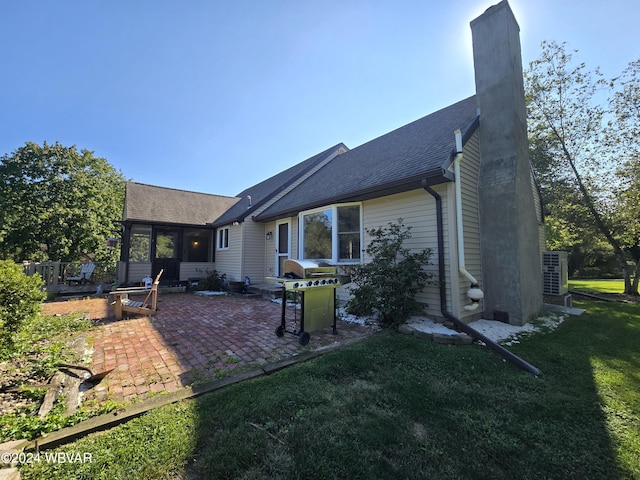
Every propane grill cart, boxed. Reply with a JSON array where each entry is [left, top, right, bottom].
[[267, 260, 341, 345]]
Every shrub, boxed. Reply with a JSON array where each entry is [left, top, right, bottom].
[[346, 220, 434, 328], [195, 269, 229, 292], [0, 260, 45, 352]]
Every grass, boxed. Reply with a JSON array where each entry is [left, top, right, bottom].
[[18, 298, 640, 480], [569, 278, 626, 294]]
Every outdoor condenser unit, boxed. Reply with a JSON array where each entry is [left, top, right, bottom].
[[543, 251, 569, 295]]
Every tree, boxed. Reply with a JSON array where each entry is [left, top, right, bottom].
[[0, 142, 125, 263], [525, 41, 640, 295], [610, 60, 640, 293], [346, 219, 433, 327]]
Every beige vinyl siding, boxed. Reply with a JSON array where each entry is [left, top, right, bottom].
[[456, 131, 484, 321], [127, 263, 151, 284], [362, 186, 450, 320], [179, 262, 216, 281], [214, 224, 242, 282], [242, 219, 269, 282], [539, 224, 546, 258], [263, 221, 277, 278]]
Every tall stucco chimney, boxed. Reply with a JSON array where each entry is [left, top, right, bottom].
[[471, 1, 542, 325]]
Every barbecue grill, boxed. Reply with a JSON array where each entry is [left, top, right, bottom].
[[267, 259, 341, 345]]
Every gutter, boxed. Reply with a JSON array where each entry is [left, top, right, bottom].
[[422, 178, 542, 376]]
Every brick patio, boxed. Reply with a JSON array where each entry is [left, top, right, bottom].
[[45, 293, 373, 404]]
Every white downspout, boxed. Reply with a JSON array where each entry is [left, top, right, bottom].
[[453, 129, 484, 311]]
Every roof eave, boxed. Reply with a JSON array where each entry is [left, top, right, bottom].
[[254, 167, 454, 223], [122, 219, 217, 229], [211, 143, 348, 228]]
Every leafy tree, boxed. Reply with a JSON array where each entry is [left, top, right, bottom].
[[346, 219, 433, 327], [609, 60, 640, 293], [0, 142, 125, 263], [525, 41, 640, 294]]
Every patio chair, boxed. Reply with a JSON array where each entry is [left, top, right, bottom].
[[67, 262, 96, 285], [110, 270, 163, 321]]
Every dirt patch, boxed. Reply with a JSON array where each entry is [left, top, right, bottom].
[[0, 355, 52, 415], [1, 298, 111, 418], [41, 296, 114, 321]]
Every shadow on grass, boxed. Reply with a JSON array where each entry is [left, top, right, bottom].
[[183, 301, 638, 479]]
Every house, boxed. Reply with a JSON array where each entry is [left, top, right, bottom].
[[118, 1, 544, 326], [118, 182, 239, 285]]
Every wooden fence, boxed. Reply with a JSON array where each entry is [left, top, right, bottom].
[[22, 261, 119, 294]]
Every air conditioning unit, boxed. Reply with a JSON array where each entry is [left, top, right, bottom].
[[543, 251, 569, 295]]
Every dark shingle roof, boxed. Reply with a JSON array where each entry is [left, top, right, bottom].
[[124, 182, 240, 226], [212, 143, 347, 226], [255, 96, 479, 222]]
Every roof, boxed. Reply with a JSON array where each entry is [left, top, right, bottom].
[[212, 143, 347, 227], [255, 96, 479, 222], [123, 182, 240, 226]]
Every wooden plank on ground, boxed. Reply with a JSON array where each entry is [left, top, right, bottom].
[[38, 372, 64, 418], [25, 368, 265, 451]]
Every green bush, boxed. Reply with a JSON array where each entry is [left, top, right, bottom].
[[195, 269, 229, 292], [346, 220, 434, 328], [0, 260, 45, 352]]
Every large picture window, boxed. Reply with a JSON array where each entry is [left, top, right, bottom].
[[301, 204, 361, 263], [303, 209, 332, 259]]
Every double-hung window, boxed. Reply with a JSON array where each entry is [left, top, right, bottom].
[[300, 204, 361, 263], [217, 227, 229, 250]]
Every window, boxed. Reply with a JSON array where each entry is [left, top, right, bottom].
[[217, 227, 229, 250], [184, 228, 212, 262], [300, 204, 361, 263], [129, 225, 151, 262], [338, 205, 361, 261], [303, 209, 332, 259]]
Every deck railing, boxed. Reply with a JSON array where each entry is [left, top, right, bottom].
[[22, 261, 118, 293]]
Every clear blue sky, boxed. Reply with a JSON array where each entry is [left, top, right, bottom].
[[1, 1, 638, 198]]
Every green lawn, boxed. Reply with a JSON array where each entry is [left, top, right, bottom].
[[20, 299, 640, 480], [569, 278, 625, 294]]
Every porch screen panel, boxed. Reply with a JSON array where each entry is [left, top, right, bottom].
[[185, 229, 211, 262], [129, 225, 151, 262], [156, 231, 178, 258]]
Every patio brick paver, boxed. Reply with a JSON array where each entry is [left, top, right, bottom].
[[81, 293, 373, 404]]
